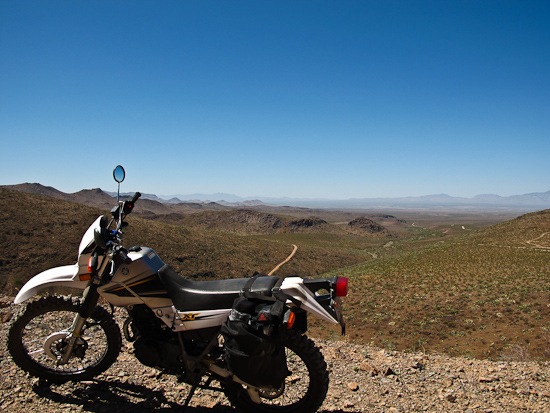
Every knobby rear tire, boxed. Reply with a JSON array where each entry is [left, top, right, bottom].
[[7, 295, 122, 383], [223, 329, 329, 413]]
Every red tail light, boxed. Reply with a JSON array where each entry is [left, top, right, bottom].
[[335, 277, 348, 297]]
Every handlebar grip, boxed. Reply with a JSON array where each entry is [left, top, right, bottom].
[[123, 192, 141, 215]]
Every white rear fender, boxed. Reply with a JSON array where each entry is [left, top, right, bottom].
[[280, 277, 339, 324], [14, 264, 88, 304]]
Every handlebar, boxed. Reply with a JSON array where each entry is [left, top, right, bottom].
[[123, 192, 141, 215], [112, 192, 141, 220]]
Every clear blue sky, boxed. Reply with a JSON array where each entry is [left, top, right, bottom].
[[1, 1, 549, 199]]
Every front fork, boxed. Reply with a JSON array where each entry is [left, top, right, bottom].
[[57, 283, 101, 365]]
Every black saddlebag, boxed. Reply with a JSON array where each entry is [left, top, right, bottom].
[[221, 277, 291, 389]]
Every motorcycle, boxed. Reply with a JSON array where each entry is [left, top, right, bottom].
[[7, 165, 348, 413]]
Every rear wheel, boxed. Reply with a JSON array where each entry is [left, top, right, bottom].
[[7, 295, 121, 383], [223, 330, 329, 413]]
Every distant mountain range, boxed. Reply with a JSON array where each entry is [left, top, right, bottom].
[[311, 191, 550, 210], [127, 190, 550, 210], [3, 183, 550, 211]]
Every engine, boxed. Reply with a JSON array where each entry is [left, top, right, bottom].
[[125, 305, 183, 370], [124, 305, 221, 371]]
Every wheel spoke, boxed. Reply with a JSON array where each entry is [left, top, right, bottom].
[[8, 296, 121, 383]]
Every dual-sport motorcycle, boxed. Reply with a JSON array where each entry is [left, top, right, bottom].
[[7, 165, 348, 413]]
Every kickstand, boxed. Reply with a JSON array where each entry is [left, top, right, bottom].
[[183, 384, 197, 408], [183, 376, 214, 408]]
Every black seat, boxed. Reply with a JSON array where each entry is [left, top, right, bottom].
[[158, 265, 279, 311]]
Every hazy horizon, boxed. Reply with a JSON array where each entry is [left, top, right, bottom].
[[5, 181, 550, 209]]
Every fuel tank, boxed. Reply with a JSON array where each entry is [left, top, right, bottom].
[[98, 247, 172, 307]]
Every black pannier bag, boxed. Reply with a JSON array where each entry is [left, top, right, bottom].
[[221, 276, 291, 389]]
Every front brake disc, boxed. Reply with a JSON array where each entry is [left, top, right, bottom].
[[43, 331, 70, 361]]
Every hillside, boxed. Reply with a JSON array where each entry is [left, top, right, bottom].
[[1, 185, 549, 411], [3, 183, 235, 215], [328, 209, 550, 361], [169, 209, 383, 236], [0, 188, 369, 292], [1, 185, 549, 363]]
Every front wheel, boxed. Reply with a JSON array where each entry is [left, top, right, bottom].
[[223, 330, 329, 413], [7, 295, 122, 383]]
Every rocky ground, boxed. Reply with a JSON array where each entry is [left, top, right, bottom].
[[1, 296, 548, 412]]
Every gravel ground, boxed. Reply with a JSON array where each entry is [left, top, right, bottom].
[[1, 296, 548, 412]]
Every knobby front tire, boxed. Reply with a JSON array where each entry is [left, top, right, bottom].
[[223, 329, 329, 413], [7, 295, 122, 383]]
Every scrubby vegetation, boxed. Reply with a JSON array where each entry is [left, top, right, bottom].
[[327, 233, 550, 360], [1, 186, 548, 361]]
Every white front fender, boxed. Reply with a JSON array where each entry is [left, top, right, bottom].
[[14, 264, 88, 304]]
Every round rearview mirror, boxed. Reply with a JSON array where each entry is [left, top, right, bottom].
[[113, 165, 125, 183]]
